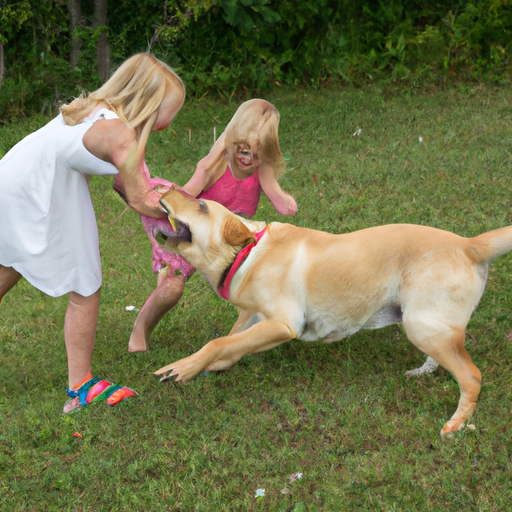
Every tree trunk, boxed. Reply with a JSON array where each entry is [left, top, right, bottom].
[[93, 0, 110, 82], [0, 41, 4, 87], [68, 0, 82, 69]]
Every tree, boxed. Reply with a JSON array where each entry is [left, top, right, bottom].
[[93, 0, 109, 82], [0, 1, 32, 86], [68, 0, 83, 69], [66, 0, 110, 80]]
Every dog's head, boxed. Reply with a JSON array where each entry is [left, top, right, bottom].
[[157, 187, 266, 284]]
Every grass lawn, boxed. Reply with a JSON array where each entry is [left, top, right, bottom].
[[1, 84, 512, 511]]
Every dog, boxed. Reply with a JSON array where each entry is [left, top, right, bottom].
[[153, 186, 512, 439]]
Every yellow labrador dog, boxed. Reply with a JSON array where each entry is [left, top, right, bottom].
[[154, 187, 512, 439]]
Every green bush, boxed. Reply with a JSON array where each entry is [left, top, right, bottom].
[[1, 0, 511, 119]]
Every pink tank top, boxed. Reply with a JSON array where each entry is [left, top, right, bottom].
[[197, 166, 261, 217]]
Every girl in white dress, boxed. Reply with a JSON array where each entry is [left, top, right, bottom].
[[0, 53, 185, 412]]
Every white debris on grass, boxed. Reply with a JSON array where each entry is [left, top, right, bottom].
[[289, 472, 303, 482]]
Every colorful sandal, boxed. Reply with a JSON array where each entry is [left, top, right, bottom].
[[87, 382, 138, 405], [64, 377, 137, 412], [105, 386, 137, 406]]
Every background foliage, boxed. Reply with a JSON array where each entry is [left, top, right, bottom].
[[1, 0, 511, 121]]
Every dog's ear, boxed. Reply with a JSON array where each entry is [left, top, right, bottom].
[[222, 216, 254, 246]]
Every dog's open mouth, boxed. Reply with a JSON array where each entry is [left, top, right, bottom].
[[155, 231, 170, 246], [156, 189, 197, 247], [154, 217, 192, 248]]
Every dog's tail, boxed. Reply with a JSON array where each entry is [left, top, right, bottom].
[[469, 225, 512, 263]]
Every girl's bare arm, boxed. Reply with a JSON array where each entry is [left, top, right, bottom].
[[259, 162, 298, 216], [182, 132, 227, 197], [83, 117, 165, 218]]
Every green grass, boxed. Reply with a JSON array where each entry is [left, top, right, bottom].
[[1, 84, 512, 511]]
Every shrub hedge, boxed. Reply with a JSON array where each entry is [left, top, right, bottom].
[[1, 0, 511, 120]]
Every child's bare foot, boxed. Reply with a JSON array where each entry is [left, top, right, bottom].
[[128, 330, 148, 352]]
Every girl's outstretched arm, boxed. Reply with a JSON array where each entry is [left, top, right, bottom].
[[182, 133, 227, 197], [259, 162, 298, 216]]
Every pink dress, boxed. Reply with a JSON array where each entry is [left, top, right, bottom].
[[118, 166, 261, 278], [198, 166, 260, 217]]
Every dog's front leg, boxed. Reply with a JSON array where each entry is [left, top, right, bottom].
[[154, 320, 295, 383], [229, 308, 264, 335]]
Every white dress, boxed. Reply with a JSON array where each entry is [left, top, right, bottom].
[[0, 108, 119, 297]]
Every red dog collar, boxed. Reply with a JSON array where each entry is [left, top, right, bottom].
[[217, 226, 268, 300]]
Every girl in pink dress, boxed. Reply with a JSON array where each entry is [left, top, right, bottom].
[[125, 99, 298, 352]]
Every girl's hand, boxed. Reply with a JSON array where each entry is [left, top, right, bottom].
[[259, 162, 298, 216], [270, 192, 298, 216]]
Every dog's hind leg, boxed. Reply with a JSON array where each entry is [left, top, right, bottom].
[[128, 269, 186, 352], [403, 316, 481, 439]]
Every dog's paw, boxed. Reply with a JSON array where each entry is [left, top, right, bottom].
[[155, 366, 187, 383], [440, 419, 468, 441], [154, 356, 204, 383], [404, 356, 439, 378], [158, 370, 177, 383]]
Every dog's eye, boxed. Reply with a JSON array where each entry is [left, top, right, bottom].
[[198, 200, 209, 214]]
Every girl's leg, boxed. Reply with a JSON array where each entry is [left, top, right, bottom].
[[0, 264, 22, 304], [64, 286, 138, 413], [128, 269, 186, 352], [64, 288, 101, 389]]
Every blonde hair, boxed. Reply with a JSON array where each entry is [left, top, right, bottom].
[[61, 53, 185, 139], [224, 99, 286, 180]]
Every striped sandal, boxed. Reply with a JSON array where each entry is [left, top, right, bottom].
[[63, 376, 137, 413]]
